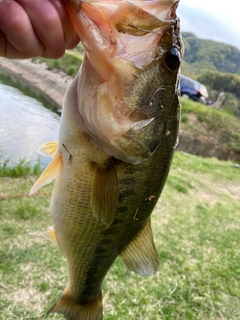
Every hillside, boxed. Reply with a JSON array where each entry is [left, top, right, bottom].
[[179, 99, 240, 163], [181, 32, 240, 77]]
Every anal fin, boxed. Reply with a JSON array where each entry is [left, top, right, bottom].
[[120, 219, 159, 276], [30, 151, 62, 195], [91, 159, 118, 228], [48, 290, 102, 320]]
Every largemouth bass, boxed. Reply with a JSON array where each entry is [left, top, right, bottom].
[[30, 0, 182, 319]]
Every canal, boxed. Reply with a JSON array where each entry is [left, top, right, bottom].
[[0, 80, 60, 169]]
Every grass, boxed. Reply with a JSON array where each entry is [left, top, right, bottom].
[[180, 99, 240, 153], [0, 159, 41, 178], [37, 48, 84, 77], [0, 152, 240, 319]]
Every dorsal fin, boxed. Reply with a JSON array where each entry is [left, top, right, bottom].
[[91, 159, 118, 227], [30, 152, 62, 195], [37, 141, 59, 158], [120, 219, 159, 276]]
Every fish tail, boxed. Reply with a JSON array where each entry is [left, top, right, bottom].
[[48, 290, 102, 320]]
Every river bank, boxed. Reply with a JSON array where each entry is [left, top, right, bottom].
[[0, 57, 71, 111]]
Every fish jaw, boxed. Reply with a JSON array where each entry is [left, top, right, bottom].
[[64, 0, 182, 164]]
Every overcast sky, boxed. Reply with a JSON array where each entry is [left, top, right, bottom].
[[177, 0, 240, 49]]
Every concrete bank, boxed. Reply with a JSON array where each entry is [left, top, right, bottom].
[[0, 57, 73, 111]]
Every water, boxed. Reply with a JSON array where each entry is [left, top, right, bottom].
[[0, 81, 60, 169]]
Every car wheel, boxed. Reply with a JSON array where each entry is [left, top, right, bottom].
[[182, 93, 189, 99]]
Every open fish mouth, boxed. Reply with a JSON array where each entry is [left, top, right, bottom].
[[64, 0, 182, 164]]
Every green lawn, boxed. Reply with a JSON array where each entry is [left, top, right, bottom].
[[0, 151, 240, 319]]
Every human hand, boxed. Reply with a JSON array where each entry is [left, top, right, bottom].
[[0, 0, 80, 59]]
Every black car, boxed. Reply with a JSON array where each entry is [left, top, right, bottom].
[[180, 75, 209, 104]]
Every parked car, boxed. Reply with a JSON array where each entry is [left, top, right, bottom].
[[180, 75, 209, 104]]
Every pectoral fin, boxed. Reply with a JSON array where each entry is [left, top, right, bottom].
[[37, 141, 58, 158], [91, 160, 118, 227], [30, 152, 62, 195], [29, 226, 57, 244], [120, 219, 159, 276]]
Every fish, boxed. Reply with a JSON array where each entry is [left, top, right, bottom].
[[30, 0, 182, 319]]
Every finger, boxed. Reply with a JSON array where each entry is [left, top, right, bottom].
[[15, 0, 66, 59], [0, 0, 44, 58], [50, 0, 80, 50]]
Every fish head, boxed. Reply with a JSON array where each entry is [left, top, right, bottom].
[[64, 0, 183, 164], [110, 12, 182, 163]]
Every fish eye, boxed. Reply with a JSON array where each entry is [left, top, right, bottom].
[[165, 47, 181, 71]]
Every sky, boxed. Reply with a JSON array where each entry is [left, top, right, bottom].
[[177, 0, 240, 49]]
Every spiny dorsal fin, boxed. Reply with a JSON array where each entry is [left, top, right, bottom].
[[91, 160, 118, 228], [30, 152, 62, 195], [48, 290, 103, 320], [29, 226, 57, 245], [37, 141, 59, 158], [120, 219, 159, 276]]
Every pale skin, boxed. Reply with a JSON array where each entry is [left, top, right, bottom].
[[0, 0, 80, 59]]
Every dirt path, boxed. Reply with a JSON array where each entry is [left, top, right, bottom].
[[0, 57, 73, 110]]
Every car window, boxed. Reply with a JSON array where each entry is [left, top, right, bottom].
[[180, 78, 194, 89]]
